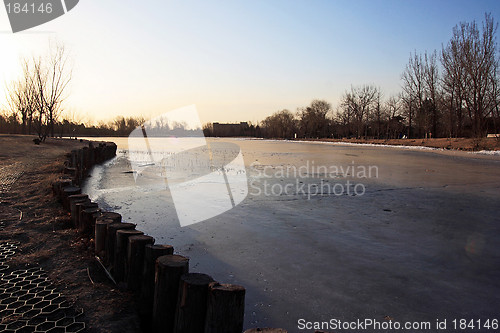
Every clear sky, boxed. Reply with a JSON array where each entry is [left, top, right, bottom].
[[1, 0, 500, 125]]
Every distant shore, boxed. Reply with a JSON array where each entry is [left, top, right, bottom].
[[67, 134, 500, 157], [297, 137, 500, 152]]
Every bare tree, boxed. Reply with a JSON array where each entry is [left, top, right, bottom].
[[5, 58, 38, 135], [424, 51, 440, 137], [370, 88, 384, 138], [297, 100, 331, 138], [262, 109, 297, 138], [6, 42, 72, 141], [385, 95, 404, 138], [334, 104, 354, 137], [5, 80, 28, 134], [489, 61, 500, 135], [401, 50, 442, 138], [441, 13, 499, 137], [112, 116, 147, 136], [31, 55, 48, 140], [400, 91, 414, 138], [44, 43, 72, 138], [401, 52, 425, 138], [441, 39, 465, 137], [340, 85, 378, 138]]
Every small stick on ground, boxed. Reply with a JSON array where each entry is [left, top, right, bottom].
[[95, 255, 117, 285], [87, 267, 95, 286]]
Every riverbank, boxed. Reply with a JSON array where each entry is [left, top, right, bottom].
[[0, 135, 141, 332], [74, 135, 500, 153]]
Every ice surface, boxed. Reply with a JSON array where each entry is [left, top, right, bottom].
[[83, 138, 500, 331]]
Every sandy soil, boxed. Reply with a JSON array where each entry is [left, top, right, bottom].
[[0, 135, 141, 332]]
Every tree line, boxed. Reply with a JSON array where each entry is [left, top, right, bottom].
[[401, 13, 500, 138], [0, 112, 149, 137]]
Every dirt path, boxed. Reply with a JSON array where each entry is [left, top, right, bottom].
[[0, 135, 141, 333]]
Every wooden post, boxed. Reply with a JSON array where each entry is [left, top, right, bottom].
[[244, 329, 288, 333], [95, 213, 121, 256], [139, 245, 174, 325], [127, 235, 155, 291], [80, 207, 101, 234], [62, 186, 81, 211], [76, 202, 97, 230], [95, 144, 103, 163], [82, 146, 89, 170], [204, 282, 245, 333], [103, 142, 117, 160], [77, 148, 84, 185], [152, 255, 189, 333], [100, 212, 122, 223], [174, 273, 214, 333], [64, 166, 76, 174], [95, 219, 114, 259], [64, 167, 77, 181], [88, 142, 95, 167], [114, 229, 143, 282], [68, 194, 88, 220], [70, 149, 77, 167], [105, 222, 136, 267], [71, 198, 90, 227], [55, 179, 72, 199], [68, 194, 88, 206]]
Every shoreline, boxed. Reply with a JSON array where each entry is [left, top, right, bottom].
[[221, 137, 500, 160], [298, 137, 500, 152], [225, 137, 500, 159], [284, 137, 500, 153], [73, 134, 500, 155], [293, 139, 500, 158]]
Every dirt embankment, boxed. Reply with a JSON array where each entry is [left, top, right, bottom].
[[314, 137, 500, 151], [0, 134, 141, 332]]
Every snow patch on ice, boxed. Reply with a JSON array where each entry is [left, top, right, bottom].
[[255, 139, 500, 156], [287, 140, 445, 152], [471, 150, 500, 156]]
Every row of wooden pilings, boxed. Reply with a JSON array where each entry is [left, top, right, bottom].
[[51, 141, 291, 333]]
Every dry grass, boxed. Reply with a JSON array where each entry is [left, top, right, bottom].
[[316, 137, 500, 151]]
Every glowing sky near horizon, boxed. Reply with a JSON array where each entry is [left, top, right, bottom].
[[1, 0, 499, 125]]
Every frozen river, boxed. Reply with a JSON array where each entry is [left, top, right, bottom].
[[83, 138, 500, 332]]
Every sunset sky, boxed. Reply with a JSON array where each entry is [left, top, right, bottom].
[[1, 0, 500, 125]]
